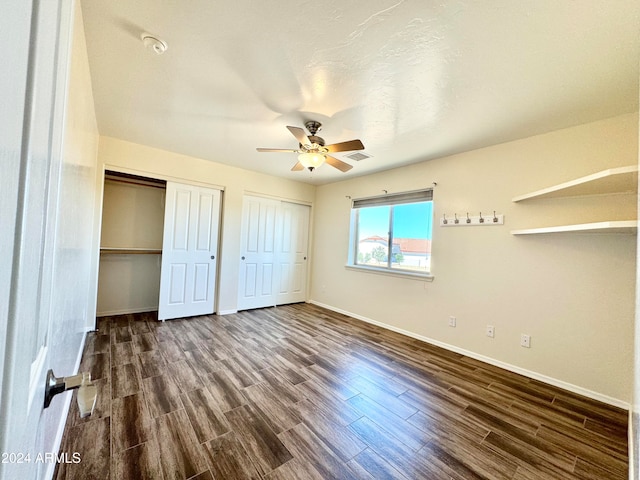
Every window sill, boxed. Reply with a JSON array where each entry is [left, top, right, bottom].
[[345, 264, 434, 281]]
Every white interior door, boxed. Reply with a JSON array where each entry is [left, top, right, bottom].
[[0, 1, 75, 479], [238, 196, 310, 311], [276, 202, 310, 305], [237, 196, 280, 310], [158, 182, 221, 320]]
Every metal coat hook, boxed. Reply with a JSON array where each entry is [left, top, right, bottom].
[[440, 211, 504, 227], [345, 195, 351, 199], [382, 189, 388, 194], [432, 182, 438, 187]]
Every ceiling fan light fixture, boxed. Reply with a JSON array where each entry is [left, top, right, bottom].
[[298, 152, 325, 171]]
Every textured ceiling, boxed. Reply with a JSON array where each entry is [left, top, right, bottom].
[[80, 0, 639, 185]]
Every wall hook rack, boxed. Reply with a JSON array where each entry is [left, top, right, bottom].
[[440, 212, 504, 227]]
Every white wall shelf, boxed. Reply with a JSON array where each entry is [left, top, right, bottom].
[[512, 165, 638, 202], [512, 165, 637, 236], [100, 247, 162, 255], [511, 220, 637, 236]]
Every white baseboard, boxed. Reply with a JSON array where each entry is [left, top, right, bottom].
[[44, 331, 87, 480], [309, 300, 629, 410], [96, 306, 157, 317], [218, 309, 238, 315]]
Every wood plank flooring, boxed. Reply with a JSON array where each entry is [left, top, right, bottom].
[[54, 303, 628, 479]]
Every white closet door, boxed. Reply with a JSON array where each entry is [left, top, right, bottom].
[[238, 196, 310, 311], [237, 196, 280, 310], [1, 2, 75, 478], [276, 202, 310, 305], [158, 182, 221, 320]]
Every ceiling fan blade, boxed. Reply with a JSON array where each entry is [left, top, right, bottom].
[[324, 139, 364, 153], [325, 155, 353, 172], [287, 126, 312, 147], [257, 148, 298, 152], [291, 161, 304, 171]]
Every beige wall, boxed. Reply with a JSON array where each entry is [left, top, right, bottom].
[[311, 113, 638, 406], [633, 79, 640, 477], [51, 0, 99, 390], [44, 0, 100, 474], [96, 136, 316, 313]]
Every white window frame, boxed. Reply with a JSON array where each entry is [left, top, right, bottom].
[[346, 189, 434, 280]]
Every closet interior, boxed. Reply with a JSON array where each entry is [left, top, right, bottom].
[[97, 171, 166, 316]]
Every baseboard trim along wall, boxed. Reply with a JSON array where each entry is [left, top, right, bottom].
[[309, 300, 629, 410], [96, 306, 157, 317], [218, 309, 239, 316]]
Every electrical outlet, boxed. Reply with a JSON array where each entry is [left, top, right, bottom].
[[449, 316, 456, 327], [520, 334, 531, 348], [486, 325, 495, 338]]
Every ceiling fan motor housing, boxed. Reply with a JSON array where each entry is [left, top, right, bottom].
[[307, 135, 325, 147], [304, 120, 322, 136], [303, 121, 325, 148]]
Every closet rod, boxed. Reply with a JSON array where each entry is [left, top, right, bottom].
[[104, 174, 166, 189]]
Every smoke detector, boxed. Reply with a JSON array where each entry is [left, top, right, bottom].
[[141, 33, 168, 55]]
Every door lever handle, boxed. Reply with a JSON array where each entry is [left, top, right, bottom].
[[44, 369, 98, 418]]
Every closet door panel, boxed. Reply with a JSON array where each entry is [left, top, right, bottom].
[[237, 196, 280, 310], [168, 263, 187, 305], [159, 182, 220, 320], [196, 193, 215, 251], [172, 190, 191, 250], [238, 197, 309, 311], [275, 202, 310, 305]]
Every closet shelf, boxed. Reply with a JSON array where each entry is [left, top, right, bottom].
[[511, 220, 637, 235], [100, 247, 162, 255], [512, 165, 638, 202]]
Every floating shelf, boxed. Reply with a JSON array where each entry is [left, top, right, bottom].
[[512, 165, 638, 202], [511, 220, 637, 236], [100, 247, 162, 255]]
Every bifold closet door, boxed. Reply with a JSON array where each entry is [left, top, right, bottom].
[[237, 196, 280, 310], [158, 182, 221, 320], [237, 196, 310, 311], [276, 201, 310, 305]]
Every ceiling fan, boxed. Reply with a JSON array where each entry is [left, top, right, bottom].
[[257, 121, 365, 172]]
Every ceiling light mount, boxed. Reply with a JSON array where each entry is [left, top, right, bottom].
[[141, 33, 168, 55], [304, 120, 322, 136]]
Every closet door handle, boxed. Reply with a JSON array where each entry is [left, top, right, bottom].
[[210, 255, 215, 260], [241, 256, 245, 260]]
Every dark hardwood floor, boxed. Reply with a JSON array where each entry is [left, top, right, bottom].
[[54, 303, 628, 479]]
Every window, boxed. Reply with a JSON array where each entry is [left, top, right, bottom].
[[348, 189, 433, 276]]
